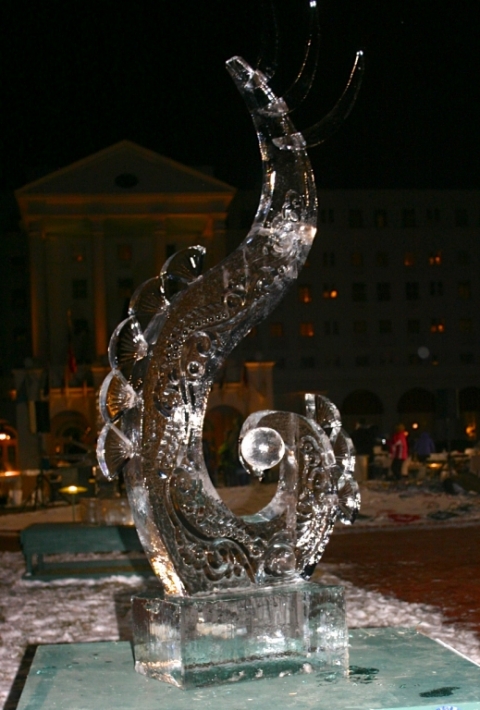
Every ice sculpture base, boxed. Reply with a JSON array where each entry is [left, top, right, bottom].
[[132, 582, 347, 689]]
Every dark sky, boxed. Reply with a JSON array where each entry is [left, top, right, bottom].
[[1, 0, 479, 191]]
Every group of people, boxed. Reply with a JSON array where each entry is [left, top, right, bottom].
[[351, 420, 436, 481]]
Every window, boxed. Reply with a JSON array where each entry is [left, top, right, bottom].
[[118, 278, 134, 299], [324, 321, 339, 335], [72, 279, 87, 299], [428, 251, 442, 266], [301, 356, 316, 368], [430, 318, 445, 333], [117, 244, 132, 262], [11, 288, 27, 309], [351, 252, 363, 267], [375, 210, 387, 228], [457, 250, 470, 266], [322, 251, 335, 266], [353, 320, 367, 334], [426, 208, 440, 223], [349, 209, 364, 228], [352, 283, 367, 302], [402, 209, 416, 228], [457, 281, 471, 299], [376, 251, 389, 267], [320, 209, 334, 224], [355, 355, 370, 367], [298, 285, 312, 303], [322, 285, 338, 299], [407, 319, 420, 334], [455, 209, 468, 227], [405, 282, 419, 300], [376, 282, 391, 301], [459, 318, 473, 333], [270, 322, 284, 337], [460, 353, 474, 364], [300, 323, 314, 337], [404, 252, 416, 267], [430, 281, 444, 296], [379, 319, 392, 334]]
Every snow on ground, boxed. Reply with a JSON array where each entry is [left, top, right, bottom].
[[1, 550, 480, 708]]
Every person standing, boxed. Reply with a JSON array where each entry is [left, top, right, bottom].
[[390, 424, 408, 480]]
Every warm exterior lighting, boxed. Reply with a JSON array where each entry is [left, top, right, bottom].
[[428, 251, 442, 266], [412, 422, 419, 430], [0, 433, 11, 441], [466, 424, 477, 439], [300, 323, 315, 337]]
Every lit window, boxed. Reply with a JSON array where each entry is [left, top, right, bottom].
[[407, 319, 420, 334], [322, 285, 338, 299], [457, 281, 471, 299], [428, 251, 442, 266], [72, 279, 87, 299], [429, 281, 444, 296], [376, 283, 391, 301], [351, 252, 363, 267], [404, 252, 416, 266], [459, 318, 473, 333], [379, 320, 392, 334], [117, 244, 132, 262], [353, 320, 367, 334], [376, 251, 389, 267], [349, 209, 364, 228], [430, 318, 445, 333], [352, 283, 367, 302], [270, 322, 284, 337], [455, 209, 468, 227], [402, 209, 416, 228], [375, 210, 387, 228], [405, 282, 419, 300], [300, 322, 315, 337], [298, 285, 312, 303]]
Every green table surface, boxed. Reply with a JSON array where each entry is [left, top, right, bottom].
[[17, 628, 480, 710]]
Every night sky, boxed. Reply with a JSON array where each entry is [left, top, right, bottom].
[[1, 0, 479, 191]]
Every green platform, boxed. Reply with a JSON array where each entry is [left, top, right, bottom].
[[16, 628, 480, 709]]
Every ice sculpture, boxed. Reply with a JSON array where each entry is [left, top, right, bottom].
[[97, 4, 363, 688]]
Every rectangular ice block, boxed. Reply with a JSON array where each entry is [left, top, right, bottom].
[[132, 582, 347, 688]]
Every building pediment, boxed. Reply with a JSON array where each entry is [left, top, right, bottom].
[[16, 140, 234, 197]]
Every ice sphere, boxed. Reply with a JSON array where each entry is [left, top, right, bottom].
[[240, 427, 285, 474]]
